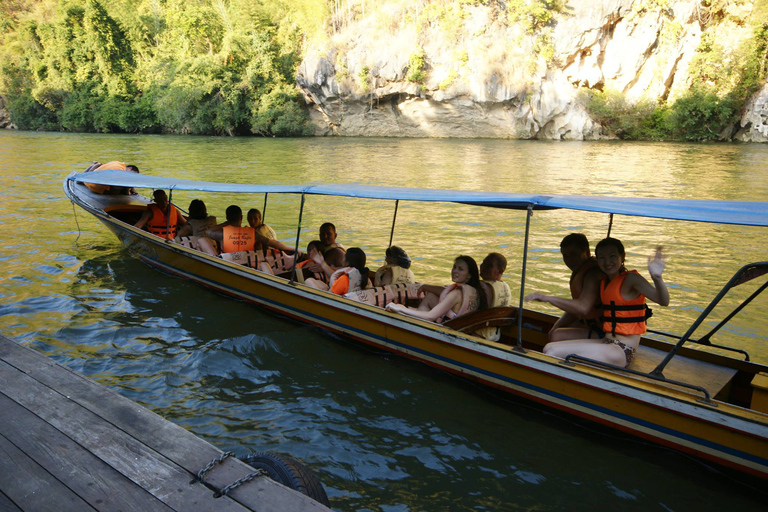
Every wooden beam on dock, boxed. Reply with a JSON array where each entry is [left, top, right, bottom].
[[0, 334, 331, 511]]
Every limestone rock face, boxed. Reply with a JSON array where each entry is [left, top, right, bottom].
[[734, 83, 768, 142], [0, 97, 15, 130], [297, 1, 766, 140]]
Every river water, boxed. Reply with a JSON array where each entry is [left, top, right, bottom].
[[1, 130, 767, 511]]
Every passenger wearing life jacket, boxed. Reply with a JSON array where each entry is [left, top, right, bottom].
[[83, 161, 138, 194], [374, 246, 416, 287], [134, 190, 187, 240], [477, 252, 513, 341], [318, 222, 345, 255], [200, 205, 295, 257], [530, 238, 669, 368], [530, 233, 606, 343], [247, 208, 277, 246], [304, 247, 371, 294], [386, 255, 486, 323]]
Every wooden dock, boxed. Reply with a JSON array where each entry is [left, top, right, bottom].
[[0, 334, 331, 511]]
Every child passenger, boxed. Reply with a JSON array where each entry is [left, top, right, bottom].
[[527, 238, 669, 368], [374, 246, 415, 286], [304, 247, 371, 295], [386, 255, 485, 323]]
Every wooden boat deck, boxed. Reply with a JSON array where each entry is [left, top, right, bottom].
[[0, 334, 330, 511]]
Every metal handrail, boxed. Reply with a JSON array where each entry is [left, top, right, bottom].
[[563, 354, 713, 403]]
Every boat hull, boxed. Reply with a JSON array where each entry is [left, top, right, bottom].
[[67, 179, 768, 480]]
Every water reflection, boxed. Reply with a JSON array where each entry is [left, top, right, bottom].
[[0, 131, 766, 511]]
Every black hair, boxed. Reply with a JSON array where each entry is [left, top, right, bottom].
[[225, 205, 242, 224], [188, 199, 208, 220], [560, 233, 590, 253], [345, 247, 369, 286], [455, 255, 487, 310], [386, 245, 412, 269]]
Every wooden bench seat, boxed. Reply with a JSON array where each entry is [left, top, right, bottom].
[[444, 306, 518, 335], [627, 345, 737, 399]]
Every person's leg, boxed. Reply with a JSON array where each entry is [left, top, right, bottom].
[[543, 339, 627, 366], [196, 238, 218, 256], [417, 292, 439, 311], [303, 278, 329, 291], [549, 326, 593, 342]]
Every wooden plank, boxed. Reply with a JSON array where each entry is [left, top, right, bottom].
[[631, 345, 738, 396], [0, 393, 173, 512], [0, 433, 94, 512], [0, 490, 21, 512], [0, 336, 331, 511], [0, 358, 251, 512]]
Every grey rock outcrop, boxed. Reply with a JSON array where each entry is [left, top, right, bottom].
[[297, 0, 767, 141]]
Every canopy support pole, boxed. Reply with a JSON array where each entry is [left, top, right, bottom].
[[166, 189, 173, 241], [515, 206, 533, 352], [262, 193, 268, 223], [607, 213, 614, 237], [289, 193, 306, 285], [389, 200, 399, 247]]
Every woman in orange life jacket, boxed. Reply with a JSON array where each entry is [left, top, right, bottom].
[[303, 247, 371, 293], [386, 255, 486, 323], [134, 190, 187, 240], [527, 238, 669, 368]]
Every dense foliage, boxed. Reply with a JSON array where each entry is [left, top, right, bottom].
[[0, 0, 323, 135], [582, 1, 768, 141]]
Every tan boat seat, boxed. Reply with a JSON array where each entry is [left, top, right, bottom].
[[629, 345, 738, 399]]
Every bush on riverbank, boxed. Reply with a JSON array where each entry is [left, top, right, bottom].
[[0, 0, 318, 136]]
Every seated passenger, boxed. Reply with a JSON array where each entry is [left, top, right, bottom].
[[527, 238, 669, 368], [374, 246, 416, 286], [477, 252, 513, 341], [247, 208, 277, 242], [385, 255, 486, 323], [134, 190, 187, 240], [545, 233, 605, 342], [318, 222, 344, 254], [202, 205, 295, 257], [83, 161, 126, 194], [304, 247, 371, 294], [176, 199, 218, 251]]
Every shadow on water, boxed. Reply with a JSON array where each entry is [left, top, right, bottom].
[[39, 250, 767, 512]]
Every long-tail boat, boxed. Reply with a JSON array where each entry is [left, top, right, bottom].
[[64, 169, 768, 480]]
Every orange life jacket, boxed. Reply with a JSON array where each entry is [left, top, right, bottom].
[[222, 226, 256, 253], [84, 161, 126, 194], [600, 270, 651, 336], [147, 204, 179, 239]]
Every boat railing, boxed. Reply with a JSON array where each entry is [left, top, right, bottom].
[[562, 354, 714, 404], [651, 261, 768, 376]]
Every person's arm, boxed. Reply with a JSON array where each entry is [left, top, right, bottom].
[[418, 284, 446, 297], [177, 223, 192, 238], [386, 288, 461, 322], [526, 274, 599, 317], [207, 227, 224, 242], [379, 268, 393, 286], [259, 234, 294, 253], [134, 208, 152, 229], [628, 247, 669, 306]]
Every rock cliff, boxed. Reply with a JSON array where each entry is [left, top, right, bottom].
[[297, 0, 768, 140]]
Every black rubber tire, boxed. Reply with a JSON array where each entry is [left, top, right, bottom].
[[238, 451, 331, 507]]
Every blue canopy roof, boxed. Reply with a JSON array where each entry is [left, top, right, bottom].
[[68, 170, 768, 227]]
